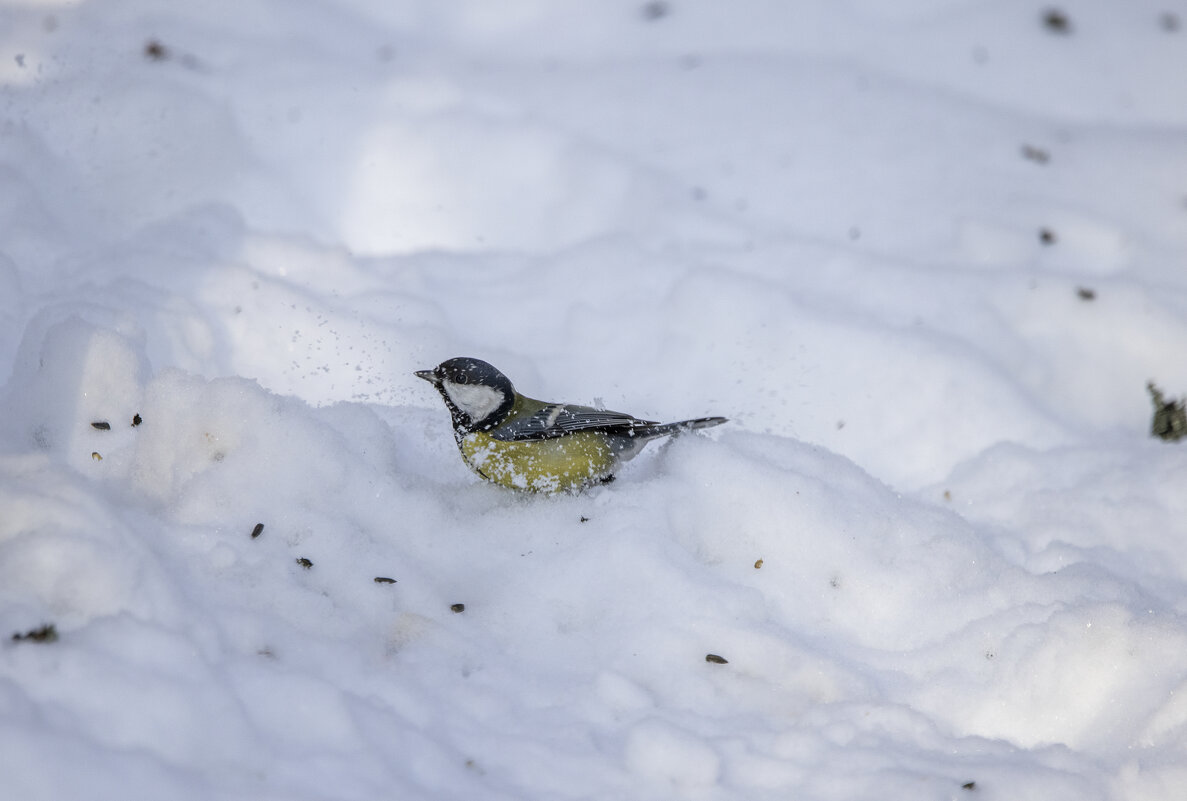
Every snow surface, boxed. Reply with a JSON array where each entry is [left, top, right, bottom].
[[3, 1, 1187, 799]]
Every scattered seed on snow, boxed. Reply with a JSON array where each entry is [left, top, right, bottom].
[[1020, 144, 1050, 164], [144, 39, 169, 60], [1041, 8, 1071, 34], [12, 624, 58, 643]]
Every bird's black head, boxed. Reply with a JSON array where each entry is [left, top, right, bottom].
[[415, 357, 517, 434]]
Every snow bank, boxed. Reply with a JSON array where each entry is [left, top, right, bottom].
[[3, 1, 1187, 799]]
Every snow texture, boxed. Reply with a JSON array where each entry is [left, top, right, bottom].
[[2, 1, 1187, 799]]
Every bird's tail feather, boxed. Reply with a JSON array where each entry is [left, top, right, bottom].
[[646, 416, 727, 437]]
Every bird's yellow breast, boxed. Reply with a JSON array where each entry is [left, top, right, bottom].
[[459, 431, 616, 493]]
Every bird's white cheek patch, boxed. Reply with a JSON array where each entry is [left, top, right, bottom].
[[443, 381, 504, 423]]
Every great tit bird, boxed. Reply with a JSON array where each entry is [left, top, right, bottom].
[[416, 357, 726, 493]]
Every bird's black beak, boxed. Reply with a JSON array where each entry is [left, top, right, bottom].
[[414, 369, 439, 384]]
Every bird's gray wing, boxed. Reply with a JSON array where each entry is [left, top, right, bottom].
[[489, 403, 656, 441]]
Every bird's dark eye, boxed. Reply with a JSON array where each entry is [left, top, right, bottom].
[[455, 374, 469, 385]]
